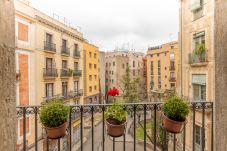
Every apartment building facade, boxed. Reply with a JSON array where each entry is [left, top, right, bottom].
[[83, 42, 100, 104], [99, 51, 106, 103], [179, 0, 214, 150], [105, 50, 145, 101], [15, 0, 84, 150], [146, 41, 178, 102]]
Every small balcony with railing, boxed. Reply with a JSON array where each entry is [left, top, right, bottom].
[[60, 69, 72, 78], [44, 41, 56, 53], [188, 52, 208, 66], [61, 46, 70, 56], [169, 76, 176, 82], [73, 70, 82, 77], [16, 101, 214, 151], [74, 50, 81, 58], [43, 68, 58, 78]]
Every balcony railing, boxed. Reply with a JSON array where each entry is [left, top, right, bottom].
[[43, 68, 58, 77], [44, 41, 56, 52], [61, 46, 70, 56], [74, 50, 81, 57], [169, 77, 176, 82], [188, 52, 208, 64], [16, 102, 213, 151], [61, 69, 72, 77], [73, 70, 82, 77]]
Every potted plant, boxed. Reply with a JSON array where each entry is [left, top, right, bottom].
[[105, 87, 127, 137], [40, 100, 70, 139], [162, 96, 189, 133]]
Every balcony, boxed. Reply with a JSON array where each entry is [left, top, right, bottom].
[[74, 50, 81, 58], [16, 102, 213, 151], [44, 41, 56, 53], [61, 46, 70, 56], [68, 89, 83, 98], [188, 52, 208, 66], [60, 69, 72, 77], [169, 77, 176, 82], [73, 70, 82, 77], [43, 68, 58, 78]]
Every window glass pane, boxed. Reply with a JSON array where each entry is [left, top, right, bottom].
[[193, 84, 200, 100]]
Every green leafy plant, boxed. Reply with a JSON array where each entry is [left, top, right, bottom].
[[105, 103, 127, 124], [162, 96, 189, 121], [194, 43, 206, 55], [40, 100, 70, 127]]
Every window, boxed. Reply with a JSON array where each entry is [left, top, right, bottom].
[[195, 125, 202, 151], [94, 86, 97, 90], [45, 83, 54, 98], [62, 82, 68, 97], [94, 64, 97, 69], [171, 46, 174, 49], [46, 33, 52, 44], [89, 52, 92, 58], [191, 0, 204, 20], [112, 71, 114, 75], [112, 79, 114, 83], [94, 53, 97, 58], [113, 62, 115, 66], [62, 39, 67, 50], [122, 64, 125, 69], [157, 53, 160, 57], [94, 75, 97, 80], [89, 75, 92, 81], [151, 61, 153, 75], [192, 74, 206, 101], [193, 31, 205, 50], [133, 61, 135, 67], [89, 86, 92, 93], [133, 69, 135, 76], [171, 83, 175, 89], [74, 62, 79, 70], [89, 63, 92, 69], [158, 76, 161, 89], [170, 72, 175, 78], [106, 63, 108, 67], [74, 81, 79, 92], [170, 52, 175, 60], [150, 54, 153, 57], [158, 61, 161, 67], [18, 22, 28, 42], [106, 70, 108, 74], [46, 58, 54, 69], [74, 44, 79, 51], [62, 60, 67, 69]]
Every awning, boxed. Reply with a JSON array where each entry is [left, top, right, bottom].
[[192, 74, 206, 85]]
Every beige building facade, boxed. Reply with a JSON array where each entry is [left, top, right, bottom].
[[146, 41, 179, 102], [15, 0, 84, 149], [105, 50, 145, 102], [179, 0, 214, 150]]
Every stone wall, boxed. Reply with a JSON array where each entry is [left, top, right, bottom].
[[214, 0, 227, 150], [0, 0, 16, 150]]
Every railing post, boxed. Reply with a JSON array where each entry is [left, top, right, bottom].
[[23, 107, 27, 151]]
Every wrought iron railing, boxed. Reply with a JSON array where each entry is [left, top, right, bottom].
[[73, 70, 82, 77], [16, 102, 213, 151], [43, 68, 58, 77], [74, 51, 80, 57], [61, 69, 72, 77], [188, 52, 208, 64], [61, 46, 70, 55], [44, 41, 56, 52]]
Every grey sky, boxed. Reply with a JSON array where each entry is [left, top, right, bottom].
[[29, 0, 179, 52]]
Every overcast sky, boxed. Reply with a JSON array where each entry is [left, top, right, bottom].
[[29, 0, 179, 52]]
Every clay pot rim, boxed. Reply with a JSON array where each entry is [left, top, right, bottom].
[[106, 119, 127, 126], [45, 121, 68, 130], [162, 113, 186, 124]]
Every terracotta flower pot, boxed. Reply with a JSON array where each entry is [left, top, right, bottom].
[[162, 113, 186, 133], [106, 119, 127, 137], [45, 122, 68, 139]]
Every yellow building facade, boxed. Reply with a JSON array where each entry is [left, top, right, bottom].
[[83, 42, 100, 104], [146, 41, 178, 101]]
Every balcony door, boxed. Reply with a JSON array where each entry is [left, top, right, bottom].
[[74, 62, 79, 70], [62, 60, 67, 69], [74, 81, 79, 92], [46, 58, 54, 69], [62, 82, 68, 97], [45, 83, 54, 98], [46, 33, 52, 44]]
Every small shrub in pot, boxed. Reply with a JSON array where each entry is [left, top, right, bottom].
[[40, 100, 70, 139], [162, 96, 190, 133]]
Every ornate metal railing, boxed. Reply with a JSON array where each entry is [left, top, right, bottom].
[[61, 46, 70, 56], [43, 68, 58, 77], [16, 102, 213, 151]]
